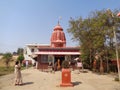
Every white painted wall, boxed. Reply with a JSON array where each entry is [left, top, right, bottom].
[[24, 44, 50, 64], [24, 45, 37, 64]]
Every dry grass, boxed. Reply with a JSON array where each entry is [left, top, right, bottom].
[[0, 60, 5, 67], [0, 55, 18, 67], [0, 55, 25, 76]]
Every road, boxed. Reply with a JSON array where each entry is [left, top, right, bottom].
[[0, 68, 120, 90]]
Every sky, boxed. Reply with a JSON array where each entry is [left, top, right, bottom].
[[0, 0, 120, 53]]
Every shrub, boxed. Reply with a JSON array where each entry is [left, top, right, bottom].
[[2, 53, 13, 68], [114, 76, 119, 81], [62, 60, 69, 69], [17, 54, 24, 65]]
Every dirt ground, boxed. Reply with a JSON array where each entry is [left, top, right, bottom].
[[0, 68, 120, 90]]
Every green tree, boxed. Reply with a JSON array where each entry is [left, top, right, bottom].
[[68, 9, 120, 72], [2, 53, 13, 68], [17, 54, 24, 65], [17, 48, 24, 55]]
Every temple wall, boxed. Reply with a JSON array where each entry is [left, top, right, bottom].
[[36, 55, 79, 70]]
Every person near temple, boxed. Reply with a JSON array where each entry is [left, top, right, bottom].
[[14, 61, 23, 86], [77, 59, 82, 72]]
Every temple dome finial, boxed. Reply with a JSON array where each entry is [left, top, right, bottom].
[[58, 20, 60, 25], [58, 16, 62, 25]]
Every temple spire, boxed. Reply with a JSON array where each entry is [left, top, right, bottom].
[[51, 18, 66, 47]]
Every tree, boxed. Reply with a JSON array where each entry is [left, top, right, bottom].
[[17, 54, 24, 65], [67, 9, 120, 72], [17, 48, 24, 55], [2, 52, 13, 68]]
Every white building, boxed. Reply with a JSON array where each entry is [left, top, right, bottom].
[[24, 43, 50, 64]]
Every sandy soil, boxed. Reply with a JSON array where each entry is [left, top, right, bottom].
[[0, 68, 120, 90]]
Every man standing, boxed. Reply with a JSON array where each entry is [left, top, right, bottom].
[[26, 60, 28, 69]]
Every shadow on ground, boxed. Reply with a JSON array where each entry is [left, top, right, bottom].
[[72, 81, 82, 86], [22, 82, 34, 86]]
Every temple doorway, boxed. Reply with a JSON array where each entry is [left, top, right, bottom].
[[54, 56, 65, 64], [54, 55, 65, 70]]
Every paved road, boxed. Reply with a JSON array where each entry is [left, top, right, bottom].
[[0, 68, 120, 90]]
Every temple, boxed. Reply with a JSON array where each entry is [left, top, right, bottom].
[[24, 23, 81, 69]]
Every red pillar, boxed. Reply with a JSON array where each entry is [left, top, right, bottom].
[[60, 69, 73, 87]]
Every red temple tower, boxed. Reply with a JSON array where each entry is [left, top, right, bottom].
[[51, 23, 66, 47]]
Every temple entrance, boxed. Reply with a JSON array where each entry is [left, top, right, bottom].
[[54, 55, 65, 70]]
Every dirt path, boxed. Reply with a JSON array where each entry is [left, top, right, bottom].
[[0, 68, 120, 90]]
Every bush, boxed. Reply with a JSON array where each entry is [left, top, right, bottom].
[[17, 54, 24, 64], [0, 66, 14, 76], [114, 76, 119, 81], [109, 64, 117, 72], [62, 60, 69, 69]]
